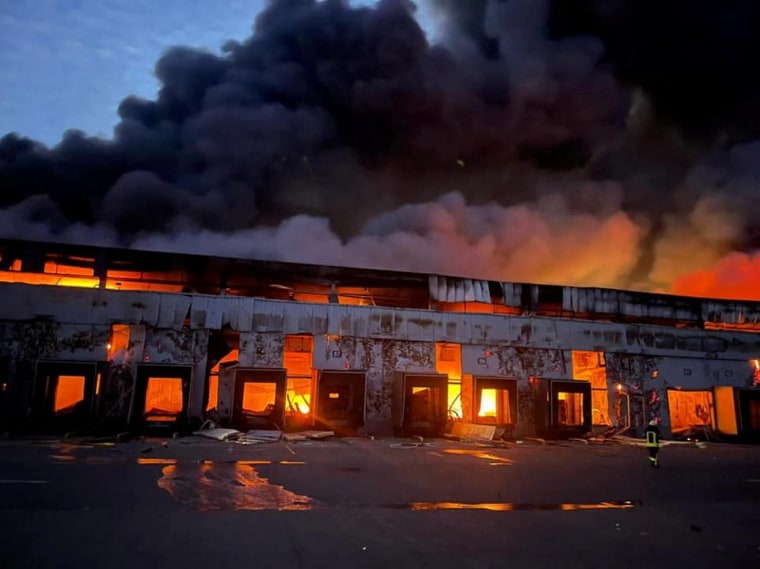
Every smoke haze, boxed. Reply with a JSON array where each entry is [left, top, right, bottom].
[[2, 0, 760, 299]]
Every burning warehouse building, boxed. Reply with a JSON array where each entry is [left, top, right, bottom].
[[0, 237, 759, 442]]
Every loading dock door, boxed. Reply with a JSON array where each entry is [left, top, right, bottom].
[[548, 380, 592, 437], [714, 386, 738, 436], [474, 377, 517, 434], [667, 389, 715, 435], [395, 374, 449, 438], [737, 389, 760, 442], [33, 361, 99, 429], [232, 369, 287, 431], [315, 371, 366, 434], [131, 365, 191, 430]]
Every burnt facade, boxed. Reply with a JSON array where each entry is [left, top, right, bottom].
[[1, 238, 759, 441]]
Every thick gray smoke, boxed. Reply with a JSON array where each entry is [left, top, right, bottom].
[[2, 0, 760, 298]]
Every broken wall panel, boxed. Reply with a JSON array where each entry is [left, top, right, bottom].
[[500, 283, 524, 308], [253, 302, 285, 333], [218, 296, 256, 332], [157, 295, 192, 328], [429, 276, 491, 303], [188, 296, 225, 329]]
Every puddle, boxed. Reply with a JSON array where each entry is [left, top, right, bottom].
[[137, 458, 178, 465], [388, 501, 639, 511], [156, 462, 314, 511], [442, 448, 513, 465]]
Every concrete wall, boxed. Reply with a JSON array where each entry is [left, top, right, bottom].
[[1, 282, 759, 436]]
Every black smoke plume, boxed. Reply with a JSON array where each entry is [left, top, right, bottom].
[[2, 0, 760, 297]]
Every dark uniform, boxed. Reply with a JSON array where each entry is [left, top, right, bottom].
[[645, 421, 662, 467]]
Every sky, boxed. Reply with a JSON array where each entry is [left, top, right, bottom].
[[0, 0, 412, 145], [2, 0, 760, 301]]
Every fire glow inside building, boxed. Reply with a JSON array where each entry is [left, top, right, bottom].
[[0, 238, 758, 441]]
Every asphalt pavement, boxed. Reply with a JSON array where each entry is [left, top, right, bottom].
[[1, 434, 759, 568]]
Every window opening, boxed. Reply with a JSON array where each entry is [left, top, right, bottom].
[[572, 350, 610, 426], [144, 377, 183, 422], [54, 375, 85, 414]]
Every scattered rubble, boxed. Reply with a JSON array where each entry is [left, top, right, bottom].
[[444, 423, 496, 443], [193, 427, 242, 441], [192, 421, 333, 444]]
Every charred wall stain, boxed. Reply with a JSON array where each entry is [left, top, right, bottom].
[[513, 347, 566, 377], [381, 340, 435, 373], [255, 333, 284, 367], [517, 385, 536, 428], [58, 326, 109, 354], [605, 353, 659, 393], [144, 328, 193, 364], [5, 319, 58, 415]]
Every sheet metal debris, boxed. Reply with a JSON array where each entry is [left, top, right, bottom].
[[193, 428, 243, 441], [445, 423, 497, 442], [240, 430, 282, 443], [282, 430, 334, 442], [193, 421, 331, 444]]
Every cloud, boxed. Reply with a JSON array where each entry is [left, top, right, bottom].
[[1, 0, 760, 298]]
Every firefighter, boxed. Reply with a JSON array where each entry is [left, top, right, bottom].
[[645, 419, 662, 467]]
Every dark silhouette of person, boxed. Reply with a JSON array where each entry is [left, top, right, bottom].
[[645, 419, 662, 467]]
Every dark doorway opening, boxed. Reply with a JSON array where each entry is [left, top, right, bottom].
[[535, 379, 592, 438], [738, 389, 760, 442], [393, 373, 449, 437], [32, 361, 101, 432], [315, 371, 366, 435]]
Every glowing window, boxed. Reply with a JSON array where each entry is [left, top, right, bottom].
[[557, 392, 584, 426], [477, 388, 512, 424], [286, 378, 312, 415], [667, 389, 714, 432], [144, 377, 183, 421], [572, 350, 610, 426], [54, 375, 85, 414], [241, 382, 277, 414]]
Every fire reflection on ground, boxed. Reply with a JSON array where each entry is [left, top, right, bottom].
[[156, 461, 314, 511], [442, 448, 513, 465], [395, 501, 639, 511]]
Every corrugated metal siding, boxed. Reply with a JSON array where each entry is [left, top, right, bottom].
[[429, 275, 491, 303]]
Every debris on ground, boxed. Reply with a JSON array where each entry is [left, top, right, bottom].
[[240, 430, 282, 443], [444, 423, 497, 443], [192, 420, 331, 444], [390, 436, 435, 449], [282, 430, 334, 442], [193, 427, 243, 441]]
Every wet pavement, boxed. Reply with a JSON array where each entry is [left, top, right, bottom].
[[1, 435, 759, 568]]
